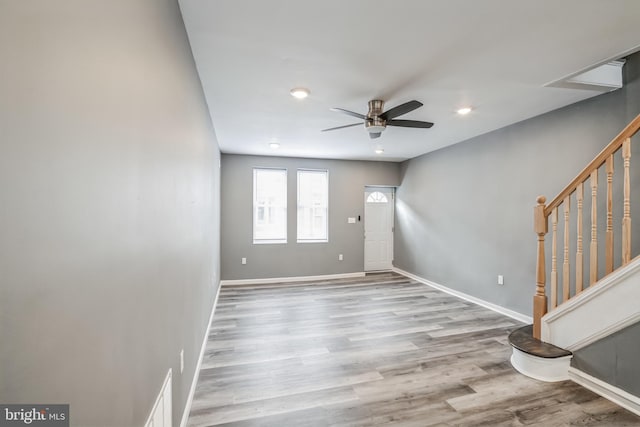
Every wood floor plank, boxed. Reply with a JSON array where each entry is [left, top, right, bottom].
[[187, 272, 640, 426]]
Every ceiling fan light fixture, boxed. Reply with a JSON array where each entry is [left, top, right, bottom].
[[269, 142, 280, 149], [290, 87, 310, 99], [457, 106, 472, 115]]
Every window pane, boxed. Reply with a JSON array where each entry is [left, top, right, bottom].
[[297, 169, 328, 242], [367, 191, 388, 203], [253, 168, 287, 243]]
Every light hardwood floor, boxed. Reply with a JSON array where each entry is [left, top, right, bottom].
[[187, 272, 640, 426]]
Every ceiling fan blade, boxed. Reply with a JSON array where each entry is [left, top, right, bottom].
[[386, 119, 434, 129], [321, 123, 362, 132], [380, 100, 423, 120], [369, 132, 382, 139], [330, 108, 366, 120]]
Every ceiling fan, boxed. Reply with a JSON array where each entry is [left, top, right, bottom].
[[322, 99, 434, 139]]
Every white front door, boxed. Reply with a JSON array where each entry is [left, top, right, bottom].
[[364, 188, 394, 271]]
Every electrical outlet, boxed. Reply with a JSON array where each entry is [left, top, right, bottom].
[[241, 257, 247, 265], [338, 254, 343, 261], [180, 349, 184, 374], [498, 275, 504, 285]]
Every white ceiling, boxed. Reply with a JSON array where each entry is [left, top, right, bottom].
[[179, 0, 640, 162]]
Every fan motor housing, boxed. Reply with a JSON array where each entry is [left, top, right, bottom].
[[366, 100, 386, 133], [367, 100, 385, 117]]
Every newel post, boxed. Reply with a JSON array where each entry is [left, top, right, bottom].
[[533, 196, 548, 340]]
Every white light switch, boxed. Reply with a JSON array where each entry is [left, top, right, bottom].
[[348, 217, 356, 224], [241, 257, 247, 265], [498, 275, 504, 285], [338, 254, 343, 261]]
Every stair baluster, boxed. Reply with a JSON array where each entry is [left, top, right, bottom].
[[551, 207, 558, 309], [576, 183, 584, 293], [590, 170, 598, 286], [563, 197, 571, 302], [622, 138, 631, 265], [606, 156, 614, 275]]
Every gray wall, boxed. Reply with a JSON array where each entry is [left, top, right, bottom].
[[0, 1, 220, 426], [572, 321, 640, 397], [395, 51, 640, 316], [221, 154, 400, 280]]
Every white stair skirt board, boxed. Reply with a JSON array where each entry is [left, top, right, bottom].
[[393, 267, 532, 324], [179, 282, 222, 427], [569, 367, 640, 417], [221, 272, 365, 286], [510, 347, 572, 382], [145, 369, 173, 427], [542, 256, 640, 351]]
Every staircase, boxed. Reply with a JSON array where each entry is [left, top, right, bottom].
[[509, 114, 640, 416]]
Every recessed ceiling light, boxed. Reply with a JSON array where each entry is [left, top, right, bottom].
[[375, 148, 384, 154], [457, 107, 472, 115], [290, 87, 310, 99], [269, 142, 280, 149]]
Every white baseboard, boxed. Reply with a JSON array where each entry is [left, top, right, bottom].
[[220, 272, 365, 286], [568, 367, 640, 416], [392, 267, 532, 324], [179, 282, 222, 427]]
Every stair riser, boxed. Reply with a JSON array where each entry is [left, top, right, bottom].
[[510, 347, 572, 382]]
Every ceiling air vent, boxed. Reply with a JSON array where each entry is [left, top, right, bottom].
[[546, 59, 625, 92]]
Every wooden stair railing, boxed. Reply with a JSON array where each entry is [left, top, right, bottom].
[[533, 114, 640, 339]]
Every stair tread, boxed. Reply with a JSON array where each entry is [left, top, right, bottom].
[[509, 325, 572, 358]]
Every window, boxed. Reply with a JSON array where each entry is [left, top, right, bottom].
[[297, 169, 328, 242], [253, 168, 287, 244], [366, 191, 389, 203]]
